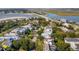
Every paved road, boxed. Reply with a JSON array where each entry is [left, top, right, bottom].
[[0, 13, 53, 22], [0, 13, 37, 21], [43, 40, 49, 51], [33, 13, 53, 21]]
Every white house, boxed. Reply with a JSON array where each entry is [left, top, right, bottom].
[[22, 24, 32, 30], [62, 23, 69, 27], [41, 26, 56, 51], [64, 38, 79, 50], [41, 33, 51, 39], [60, 27, 69, 32], [0, 30, 19, 42], [41, 26, 52, 39], [60, 19, 67, 23], [0, 36, 19, 41]]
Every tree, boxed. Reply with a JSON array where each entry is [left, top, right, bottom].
[[35, 39, 44, 51], [53, 30, 66, 40], [55, 39, 71, 51], [66, 32, 76, 38], [12, 40, 21, 50], [19, 38, 35, 51], [11, 37, 35, 51], [38, 17, 49, 27], [37, 28, 44, 35]]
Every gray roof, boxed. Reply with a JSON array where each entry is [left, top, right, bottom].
[[76, 44, 79, 49], [2, 40, 12, 47], [65, 38, 79, 42]]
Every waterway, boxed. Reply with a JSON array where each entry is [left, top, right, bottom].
[[47, 13, 79, 22]]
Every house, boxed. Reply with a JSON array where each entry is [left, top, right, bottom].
[[62, 23, 69, 27], [49, 44, 56, 51], [60, 19, 67, 23], [48, 38, 56, 51], [2, 40, 12, 49], [42, 33, 51, 39], [4, 32, 18, 37], [65, 38, 79, 43], [41, 26, 56, 51], [22, 24, 32, 30], [44, 26, 52, 34], [41, 26, 52, 39], [60, 27, 69, 32], [0, 24, 33, 41], [0, 32, 19, 42], [64, 38, 79, 50], [76, 22, 79, 25], [0, 37, 4, 41], [10, 28, 19, 34], [0, 36, 19, 42], [4, 32, 19, 41], [17, 24, 33, 35], [60, 27, 74, 32], [17, 27, 26, 35]]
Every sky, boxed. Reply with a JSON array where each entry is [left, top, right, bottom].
[[0, 0, 79, 8]]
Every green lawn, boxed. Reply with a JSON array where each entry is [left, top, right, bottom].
[[48, 10, 79, 16], [0, 33, 3, 37]]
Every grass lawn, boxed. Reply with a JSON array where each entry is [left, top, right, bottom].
[[48, 10, 79, 16], [0, 33, 3, 37]]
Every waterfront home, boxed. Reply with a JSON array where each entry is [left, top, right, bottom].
[[60, 19, 67, 23], [41, 33, 51, 39]]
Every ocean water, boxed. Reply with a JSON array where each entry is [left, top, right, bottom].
[[47, 13, 79, 22]]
